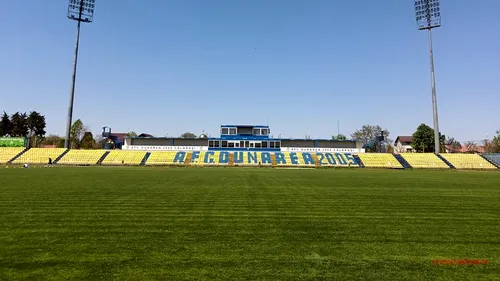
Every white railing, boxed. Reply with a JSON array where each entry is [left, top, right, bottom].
[[281, 147, 365, 153], [122, 145, 364, 153], [124, 145, 208, 151]]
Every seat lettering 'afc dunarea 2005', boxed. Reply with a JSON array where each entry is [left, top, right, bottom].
[[173, 151, 358, 166]]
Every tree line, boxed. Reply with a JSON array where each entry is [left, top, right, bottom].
[[0, 112, 103, 149], [2, 110, 498, 153], [43, 120, 140, 149], [0, 111, 46, 146], [343, 123, 500, 154], [411, 124, 500, 153], [43, 119, 105, 149]]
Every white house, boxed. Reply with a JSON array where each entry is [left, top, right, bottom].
[[394, 136, 413, 153]]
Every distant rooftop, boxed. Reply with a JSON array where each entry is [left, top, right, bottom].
[[220, 125, 269, 128], [395, 136, 412, 144]]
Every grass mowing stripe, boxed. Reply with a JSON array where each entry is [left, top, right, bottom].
[[0, 167, 499, 280]]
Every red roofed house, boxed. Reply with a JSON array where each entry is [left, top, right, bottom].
[[445, 144, 485, 153], [394, 136, 414, 153]]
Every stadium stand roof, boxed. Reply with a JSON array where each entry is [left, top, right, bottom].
[[220, 125, 269, 128]]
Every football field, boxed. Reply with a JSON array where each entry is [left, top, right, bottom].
[[0, 167, 499, 280]]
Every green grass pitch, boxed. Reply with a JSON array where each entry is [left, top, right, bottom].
[[0, 167, 499, 280]]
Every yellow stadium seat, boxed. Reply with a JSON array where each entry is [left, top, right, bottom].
[[440, 154, 497, 170], [295, 152, 315, 167], [58, 150, 107, 165], [273, 152, 320, 167], [146, 151, 182, 165], [0, 147, 25, 163], [273, 152, 289, 167], [357, 153, 403, 168], [399, 153, 449, 169], [101, 150, 146, 165], [13, 148, 67, 164], [199, 151, 222, 165], [190, 151, 205, 166], [314, 152, 354, 167]]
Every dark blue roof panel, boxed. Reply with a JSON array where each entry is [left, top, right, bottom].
[[220, 125, 269, 128]]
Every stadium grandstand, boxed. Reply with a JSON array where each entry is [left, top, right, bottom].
[[0, 124, 499, 170]]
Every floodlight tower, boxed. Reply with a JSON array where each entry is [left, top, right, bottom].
[[415, 0, 442, 154], [64, 0, 96, 149]]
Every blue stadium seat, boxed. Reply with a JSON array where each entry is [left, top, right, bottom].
[[482, 153, 500, 167]]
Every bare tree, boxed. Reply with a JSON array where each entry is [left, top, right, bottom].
[[70, 119, 88, 149], [464, 141, 478, 153], [483, 130, 500, 153], [41, 134, 62, 146], [445, 137, 462, 153], [351, 124, 391, 152]]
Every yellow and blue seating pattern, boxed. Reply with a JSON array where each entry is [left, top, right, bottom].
[[192, 151, 226, 166], [273, 152, 314, 167], [3, 148, 499, 170], [172, 151, 358, 167], [232, 151, 273, 166], [299, 152, 358, 167], [58, 150, 107, 165], [0, 147, 25, 163], [440, 153, 497, 170], [13, 148, 67, 164], [399, 153, 450, 169], [357, 153, 403, 168]]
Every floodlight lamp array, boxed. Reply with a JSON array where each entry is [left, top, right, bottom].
[[415, 0, 441, 30], [67, 0, 95, 22]]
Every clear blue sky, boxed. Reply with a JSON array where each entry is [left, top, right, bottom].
[[1, 0, 499, 143]]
